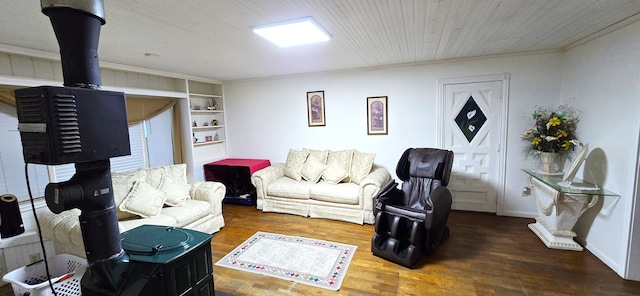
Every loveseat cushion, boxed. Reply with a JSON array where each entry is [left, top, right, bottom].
[[322, 149, 353, 183], [160, 199, 212, 226], [160, 174, 192, 206], [284, 149, 310, 181], [303, 148, 329, 164], [321, 165, 349, 184], [144, 164, 189, 189], [350, 150, 375, 184], [163, 163, 189, 184], [144, 166, 166, 188], [112, 170, 147, 220], [49, 209, 83, 246], [119, 180, 167, 218], [301, 155, 326, 183], [267, 177, 313, 199], [309, 181, 360, 205]]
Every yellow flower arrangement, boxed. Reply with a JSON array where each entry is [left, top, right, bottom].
[[522, 105, 579, 157]]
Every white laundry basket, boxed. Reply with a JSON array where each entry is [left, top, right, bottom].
[[2, 254, 87, 296]]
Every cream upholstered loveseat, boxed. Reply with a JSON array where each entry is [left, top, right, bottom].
[[251, 149, 392, 224], [36, 164, 226, 258]]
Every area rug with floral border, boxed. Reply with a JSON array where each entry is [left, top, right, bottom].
[[215, 231, 357, 291]]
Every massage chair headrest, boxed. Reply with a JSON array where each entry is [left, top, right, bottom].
[[395, 148, 453, 186]]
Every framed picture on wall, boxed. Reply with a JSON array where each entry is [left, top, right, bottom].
[[307, 90, 325, 127], [367, 96, 388, 135]]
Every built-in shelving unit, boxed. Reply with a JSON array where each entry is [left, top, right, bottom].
[[184, 81, 227, 181]]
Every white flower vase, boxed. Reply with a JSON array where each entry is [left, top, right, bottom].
[[539, 152, 559, 174]]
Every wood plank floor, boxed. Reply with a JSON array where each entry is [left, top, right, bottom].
[[210, 205, 640, 295], [2, 204, 640, 295]]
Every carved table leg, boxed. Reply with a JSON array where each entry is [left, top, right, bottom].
[[527, 177, 598, 251]]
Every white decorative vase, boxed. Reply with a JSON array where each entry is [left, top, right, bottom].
[[539, 152, 559, 174]]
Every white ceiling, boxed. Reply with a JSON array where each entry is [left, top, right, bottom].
[[1, 0, 639, 82]]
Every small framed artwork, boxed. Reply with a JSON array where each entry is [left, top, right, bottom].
[[307, 90, 325, 127], [367, 96, 388, 135]]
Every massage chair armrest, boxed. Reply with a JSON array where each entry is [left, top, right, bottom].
[[423, 186, 453, 227], [376, 186, 451, 228], [381, 204, 428, 221], [374, 180, 401, 214]]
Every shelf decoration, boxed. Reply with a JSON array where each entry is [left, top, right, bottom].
[[207, 99, 219, 110]]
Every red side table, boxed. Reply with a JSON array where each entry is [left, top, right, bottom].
[[203, 158, 271, 205]]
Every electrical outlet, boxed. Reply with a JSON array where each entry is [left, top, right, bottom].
[[28, 253, 41, 264]]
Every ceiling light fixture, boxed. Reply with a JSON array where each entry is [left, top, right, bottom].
[[252, 17, 331, 47]]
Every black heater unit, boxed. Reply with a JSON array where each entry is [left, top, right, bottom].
[[15, 86, 130, 165]]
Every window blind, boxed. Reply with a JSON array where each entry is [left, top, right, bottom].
[[0, 103, 49, 203], [53, 123, 146, 182], [53, 107, 174, 181]]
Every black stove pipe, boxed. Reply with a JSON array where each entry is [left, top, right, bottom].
[[37, 0, 130, 293], [41, 0, 104, 88]]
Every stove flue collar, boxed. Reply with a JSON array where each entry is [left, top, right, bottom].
[[41, 0, 105, 24]]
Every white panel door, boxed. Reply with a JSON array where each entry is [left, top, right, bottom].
[[439, 75, 508, 213]]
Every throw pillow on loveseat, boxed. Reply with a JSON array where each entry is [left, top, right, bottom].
[[113, 164, 193, 219]]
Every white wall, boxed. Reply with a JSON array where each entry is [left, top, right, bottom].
[[561, 21, 640, 279], [223, 52, 563, 218]]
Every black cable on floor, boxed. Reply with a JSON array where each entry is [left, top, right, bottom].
[[24, 161, 57, 296]]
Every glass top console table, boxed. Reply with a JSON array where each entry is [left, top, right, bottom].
[[522, 169, 619, 251]]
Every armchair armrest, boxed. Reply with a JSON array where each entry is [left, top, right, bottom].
[[189, 181, 226, 210], [359, 167, 393, 215], [374, 181, 401, 213], [251, 163, 285, 210]]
